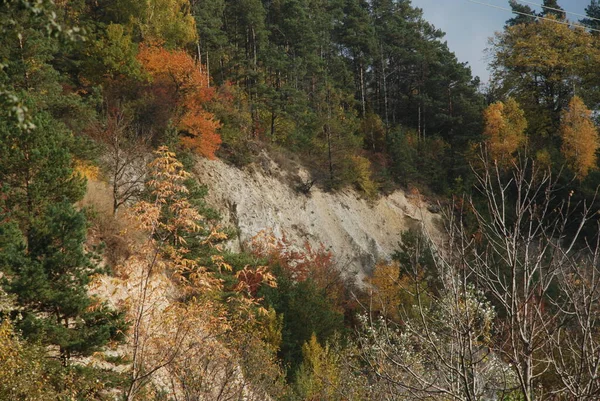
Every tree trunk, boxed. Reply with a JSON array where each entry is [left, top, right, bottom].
[[359, 63, 366, 117], [381, 45, 389, 135], [206, 47, 210, 87]]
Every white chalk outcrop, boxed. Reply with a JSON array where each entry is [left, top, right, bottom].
[[194, 152, 443, 281]]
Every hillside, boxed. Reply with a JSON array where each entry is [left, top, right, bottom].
[[3, 0, 600, 400]]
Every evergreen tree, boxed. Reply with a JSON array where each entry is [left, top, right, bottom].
[[2, 202, 126, 364], [0, 1, 125, 366], [506, 0, 536, 26], [581, 0, 600, 34], [0, 109, 86, 227], [192, 0, 227, 84], [540, 0, 566, 20], [336, 0, 376, 117]]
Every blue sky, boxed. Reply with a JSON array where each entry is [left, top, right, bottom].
[[410, 0, 592, 84]]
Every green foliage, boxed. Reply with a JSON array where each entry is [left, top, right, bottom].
[[260, 264, 345, 377], [190, 0, 484, 192], [84, 23, 141, 83], [387, 127, 450, 192], [540, 0, 566, 19], [2, 201, 127, 361], [506, 0, 536, 26], [361, 111, 386, 151], [582, 0, 600, 33], [0, 108, 86, 225], [0, 299, 125, 400], [1, 0, 487, 197], [392, 229, 440, 293], [490, 17, 600, 142], [11, 0, 600, 397], [96, 0, 196, 47], [0, 319, 61, 400]]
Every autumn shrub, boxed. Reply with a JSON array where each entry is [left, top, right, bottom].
[[87, 207, 132, 269], [0, 319, 58, 400], [293, 334, 342, 400], [0, 318, 124, 400]]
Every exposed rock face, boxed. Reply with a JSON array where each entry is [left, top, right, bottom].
[[193, 153, 443, 281]]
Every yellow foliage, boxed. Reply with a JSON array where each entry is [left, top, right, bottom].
[[261, 307, 283, 352], [482, 98, 527, 167], [119, 147, 230, 399], [367, 261, 423, 322], [0, 320, 55, 400], [74, 158, 100, 180], [368, 261, 403, 321], [134, 0, 197, 47], [295, 334, 341, 400], [257, 108, 297, 142], [493, 19, 598, 84], [490, 17, 600, 138], [350, 155, 378, 199], [361, 112, 386, 151], [559, 96, 599, 179]]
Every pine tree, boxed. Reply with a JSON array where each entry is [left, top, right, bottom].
[[0, 109, 86, 227], [192, 0, 227, 84], [540, 0, 566, 20], [1, 201, 126, 364], [506, 0, 536, 26], [336, 0, 376, 117], [0, 16, 126, 362], [581, 0, 600, 34]]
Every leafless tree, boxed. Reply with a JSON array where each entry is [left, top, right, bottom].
[[360, 148, 600, 401], [545, 235, 600, 400], [93, 105, 149, 215], [464, 151, 592, 400], [358, 214, 515, 401], [457, 148, 600, 401]]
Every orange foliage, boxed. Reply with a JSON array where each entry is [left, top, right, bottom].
[[482, 98, 527, 167], [248, 229, 335, 283], [560, 96, 599, 179], [235, 265, 277, 298], [366, 260, 428, 323], [137, 44, 221, 158], [247, 230, 349, 312]]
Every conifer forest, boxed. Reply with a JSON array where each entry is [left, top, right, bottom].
[[2, 0, 600, 400]]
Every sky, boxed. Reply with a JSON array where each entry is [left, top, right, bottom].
[[410, 0, 592, 84]]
